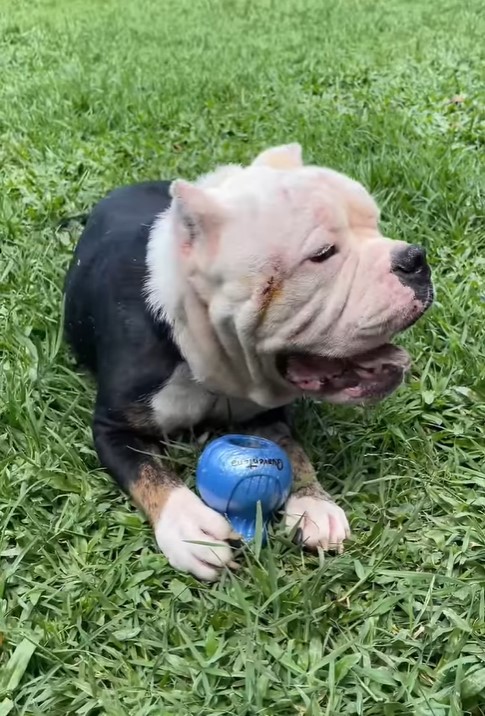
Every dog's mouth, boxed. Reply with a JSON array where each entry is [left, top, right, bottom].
[[278, 344, 412, 404]]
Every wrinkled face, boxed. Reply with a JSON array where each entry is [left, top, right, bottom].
[[148, 143, 433, 407]]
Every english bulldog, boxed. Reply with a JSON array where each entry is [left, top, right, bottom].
[[64, 143, 433, 580]]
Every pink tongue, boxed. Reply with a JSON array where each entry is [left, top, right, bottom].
[[295, 377, 323, 391]]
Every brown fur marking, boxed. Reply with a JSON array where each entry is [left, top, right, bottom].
[[131, 463, 182, 524], [258, 273, 283, 320]]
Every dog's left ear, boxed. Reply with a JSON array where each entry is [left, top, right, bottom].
[[170, 179, 224, 249], [251, 143, 303, 170]]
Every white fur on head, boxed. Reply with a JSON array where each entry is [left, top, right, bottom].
[[146, 143, 426, 407], [251, 143, 303, 169], [169, 179, 225, 247]]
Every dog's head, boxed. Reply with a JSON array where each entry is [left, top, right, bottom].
[[147, 144, 433, 407]]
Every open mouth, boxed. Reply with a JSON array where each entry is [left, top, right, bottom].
[[278, 344, 412, 404]]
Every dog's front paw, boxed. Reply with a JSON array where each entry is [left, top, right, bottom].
[[155, 486, 235, 581], [284, 494, 350, 552]]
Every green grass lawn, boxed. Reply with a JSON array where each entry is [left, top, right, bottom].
[[1, 0, 485, 713]]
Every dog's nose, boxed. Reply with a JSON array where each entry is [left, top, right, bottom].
[[392, 245, 428, 277]]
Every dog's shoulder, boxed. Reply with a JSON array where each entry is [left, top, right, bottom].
[[64, 180, 180, 397], [65, 181, 172, 283]]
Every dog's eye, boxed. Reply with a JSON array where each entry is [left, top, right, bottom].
[[309, 245, 336, 263]]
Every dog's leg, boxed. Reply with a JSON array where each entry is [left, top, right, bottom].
[[246, 419, 350, 552], [93, 410, 236, 580]]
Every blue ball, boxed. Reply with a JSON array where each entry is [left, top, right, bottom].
[[196, 434, 293, 542]]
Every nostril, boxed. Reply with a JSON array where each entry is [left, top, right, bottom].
[[392, 245, 427, 275]]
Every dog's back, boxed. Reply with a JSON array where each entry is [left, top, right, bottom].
[[64, 181, 172, 373]]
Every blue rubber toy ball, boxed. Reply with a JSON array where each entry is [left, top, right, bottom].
[[196, 434, 293, 543]]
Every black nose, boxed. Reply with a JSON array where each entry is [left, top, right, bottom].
[[392, 245, 428, 277]]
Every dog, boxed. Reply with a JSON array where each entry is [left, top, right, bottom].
[[64, 143, 433, 580]]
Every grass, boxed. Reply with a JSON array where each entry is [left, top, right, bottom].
[[1, 0, 484, 712]]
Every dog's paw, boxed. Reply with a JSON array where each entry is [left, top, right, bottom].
[[284, 494, 350, 552], [155, 486, 235, 581]]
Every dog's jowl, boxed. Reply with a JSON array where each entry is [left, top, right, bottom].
[[64, 143, 433, 580]]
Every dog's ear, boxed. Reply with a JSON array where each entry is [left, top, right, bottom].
[[170, 179, 224, 248], [251, 143, 303, 170]]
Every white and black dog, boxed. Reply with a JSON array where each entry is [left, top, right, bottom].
[[64, 143, 433, 580]]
